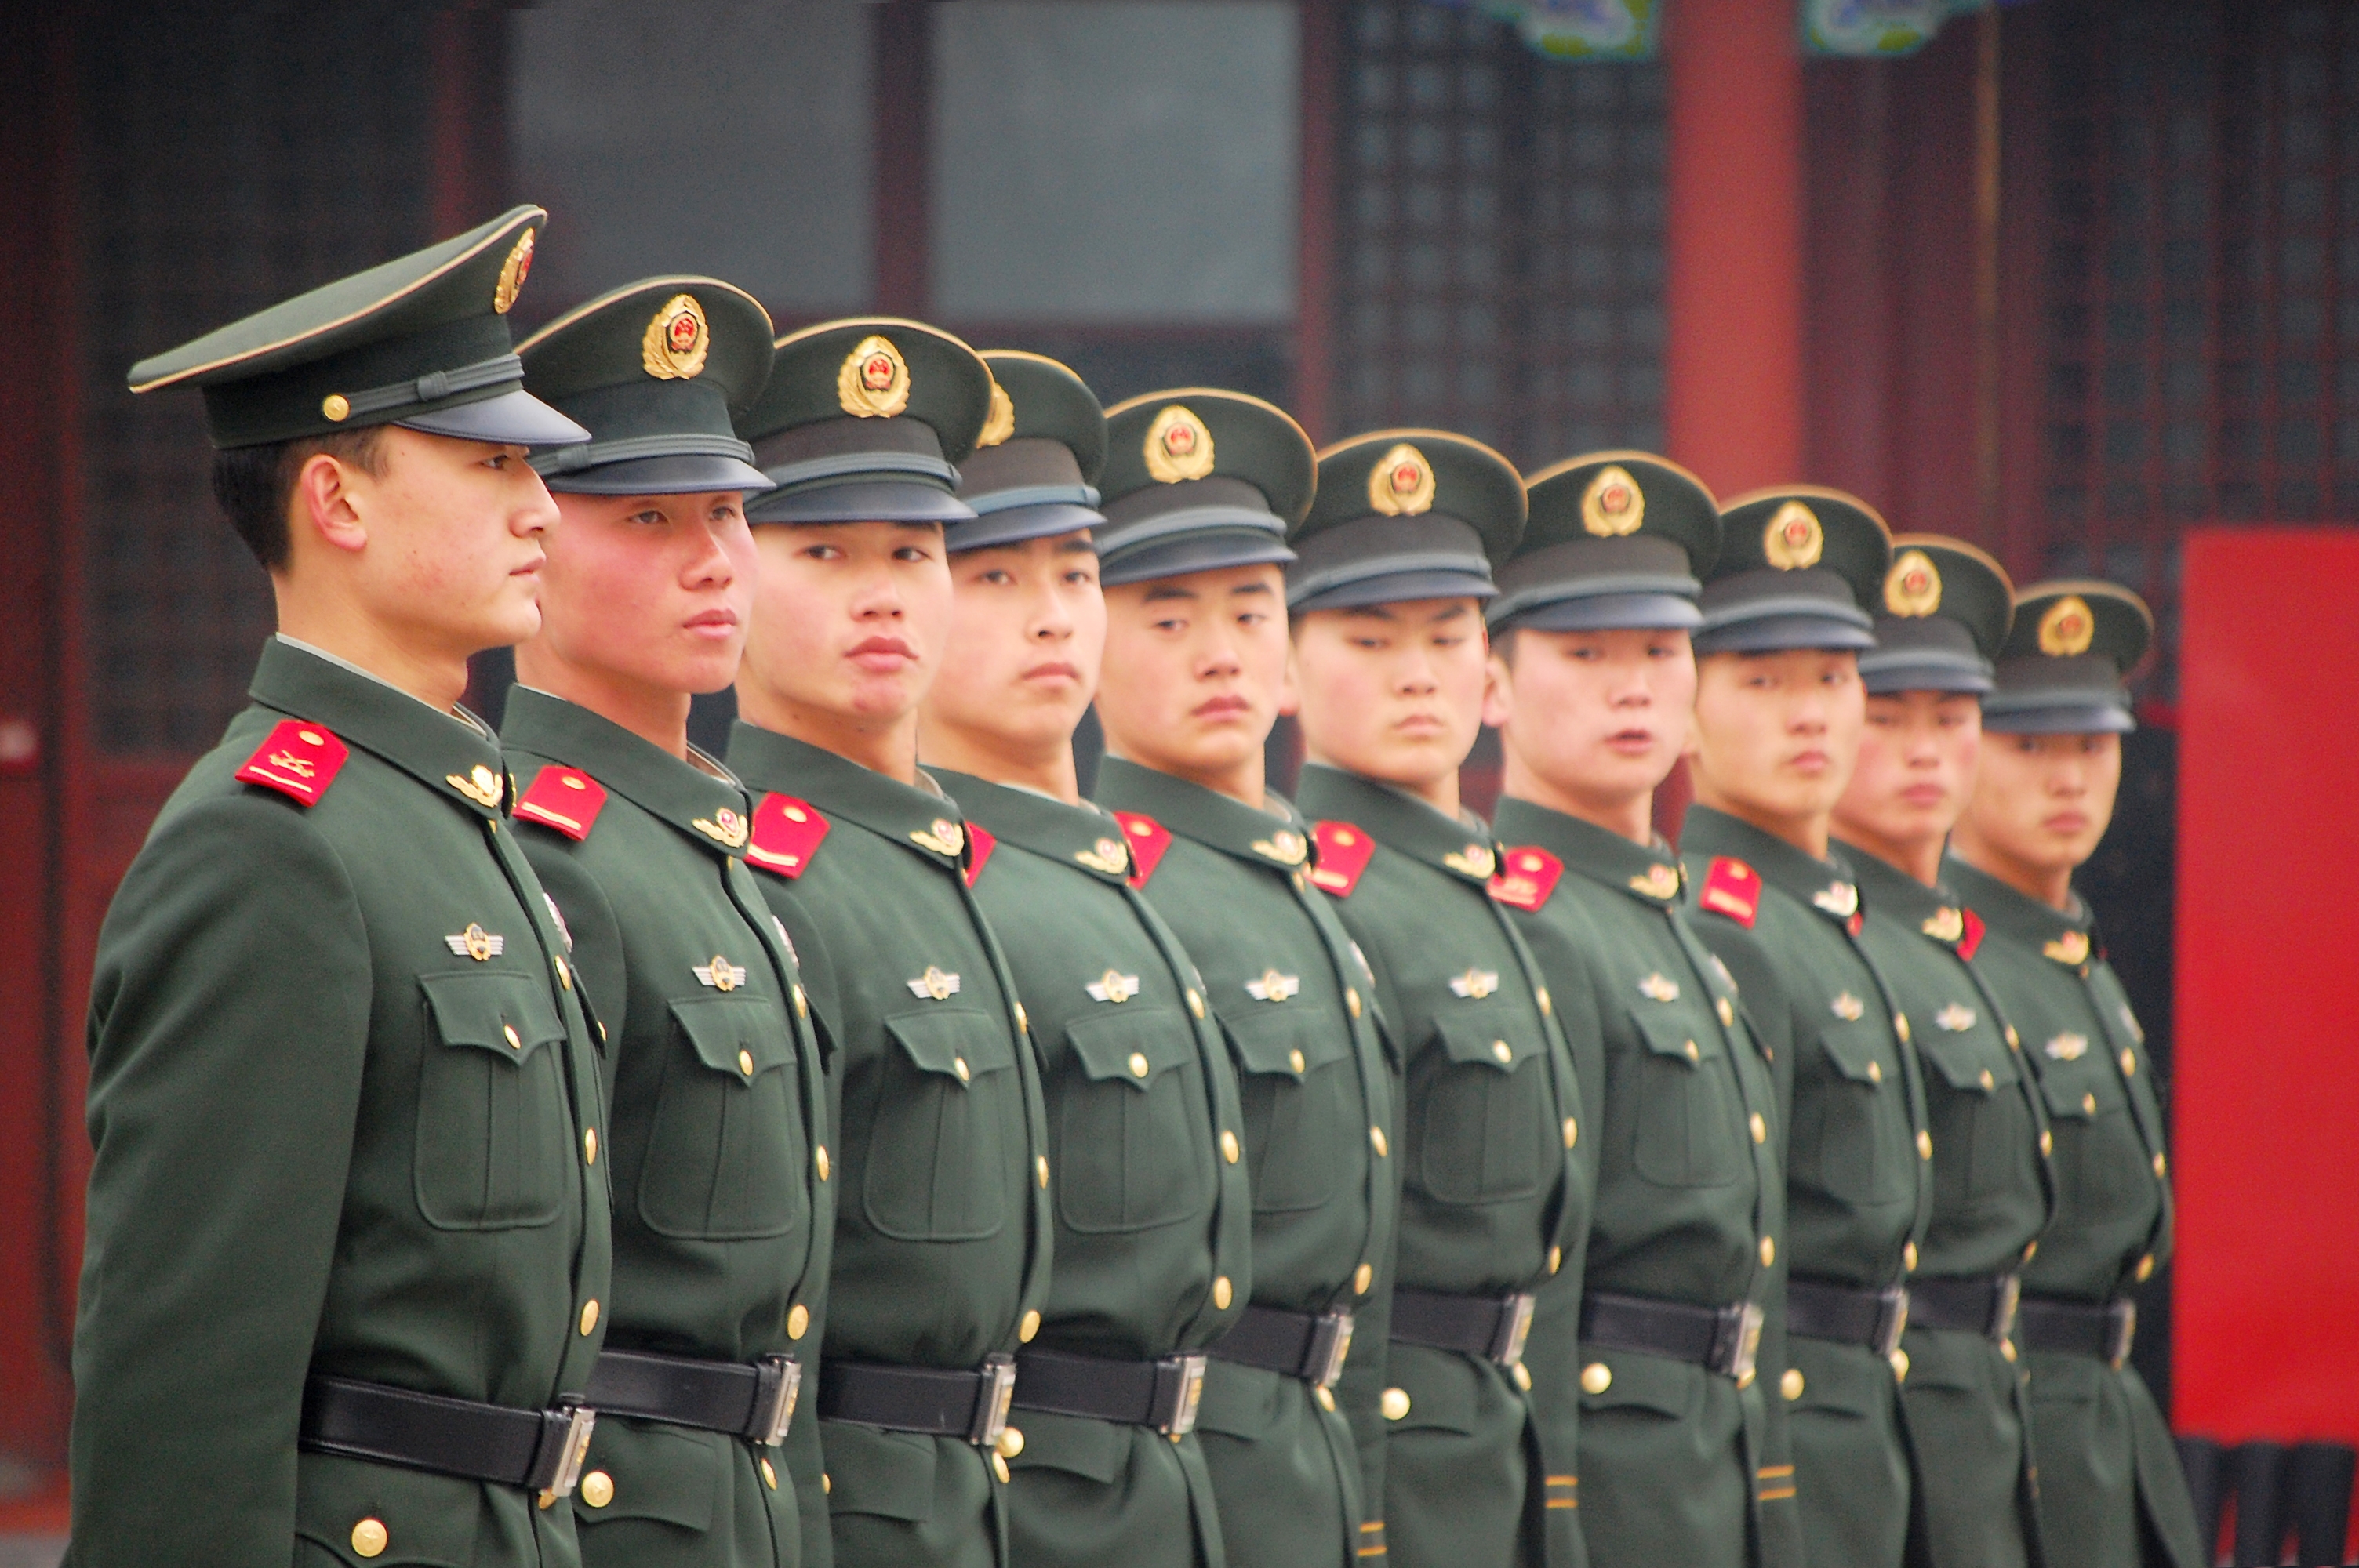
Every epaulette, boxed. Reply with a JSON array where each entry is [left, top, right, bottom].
[[1308, 821, 1376, 898], [512, 765, 608, 840], [747, 793, 830, 879], [234, 718, 349, 807], [1111, 811, 1172, 889], [1488, 846, 1564, 912], [1697, 857, 1760, 929], [964, 822, 997, 888], [1957, 909, 1986, 962]]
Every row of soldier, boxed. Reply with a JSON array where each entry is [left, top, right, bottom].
[[64, 206, 2201, 1568]]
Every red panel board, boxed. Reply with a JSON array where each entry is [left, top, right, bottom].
[[2175, 526, 2359, 1444]]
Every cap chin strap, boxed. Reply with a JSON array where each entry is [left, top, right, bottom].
[[966, 482, 1101, 515], [340, 353, 522, 421]]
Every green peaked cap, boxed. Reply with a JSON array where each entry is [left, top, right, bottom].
[[127, 205, 585, 450], [947, 350, 1108, 553], [735, 317, 992, 525], [1983, 579, 2152, 734], [1858, 535, 2015, 695], [1493, 450, 1720, 632], [521, 276, 775, 496], [1095, 388, 1315, 586], [1289, 430, 1524, 612], [1697, 486, 1892, 655]]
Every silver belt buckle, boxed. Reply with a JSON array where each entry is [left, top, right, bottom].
[[1874, 1287, 1912, 1360], [1491, 1293, 1537, 1367], [540, 1401, 598, 1500], [971, 1354, 1018, 1446], [1990, 1275, 2023, 1344], [1717, 1301, 1765, 1385], [1307, 1312, 1355, 1390], [2104, 1301, 2137, 1370], [1155, 1353, 1209, 1436], [754, 1354, 802, 1446]]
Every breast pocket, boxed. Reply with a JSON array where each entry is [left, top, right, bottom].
[[1918, 1029, 2024, 1208], [863, 1009, 1020, 1242], [414, 971, 572, 1232], [1801, 1019, 1908, 1205], [638, 996, 809, 1240], [2042, 1071, 2145, 1210], [1223, 1007, 1353, 1214], [1414, 1012, 1551, 1206], [1055, 1007, 1211, 1236], [1628, 1008, 1746, 1190]]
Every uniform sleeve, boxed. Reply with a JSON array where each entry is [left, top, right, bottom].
[[68, 793, 372, 1566], [513, 833, 627, 1096]]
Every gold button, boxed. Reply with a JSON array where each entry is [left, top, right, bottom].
[[580, 1300, 599, 1335], [1213, 1276, 1234, 1309], [2006, 1025, 2021, 1050], [1537, 988, 1552, 1016], [1750, 1112, 1767, 1145], [1896, 1014, 1912, 1044], [1129, 1051, 1152, 1079], [991, 1452, 1010, 1484], [1369, 1126, 1389, 1158], [788, 1303, 810, 1340], [2082, 1092, 2097, 1116], [1917, 1131, 1933, 1160], [2152, 1152, 2168, 1178], [2023, 1240, 2039, 1262], [1717, 997, 1735, 1028], [761, 1457, 777, 1490], [1382, 1387, 1412, 1420], [1867, 1059, 1883, 1083], [503, 1024, 523, 1051], [1979, 1069, 1997, 1091], [1221, 1130, 1241, 1164], [1289, 1048, 1307, 1074], [351, 1517, 389, 1557], [581, 1470, 614, 1508], [816, 1145, 831, 1181], [1492, 1040, 1513, 1064], [1037, 1156, 1050, 1189], [1547, 1245, 1562, 1276], [1561, 1116, 1579, 1149], [1015, 1003, 1029, 1034], [1347, 989, 1362, 1018], [2135, 1254, 2155, 1282], [998, 1426, 1025, 1459], [2002, 1339, 2019, 1363], [1512, 1362, 1532, 1390], [1759, 1236, 1776, 1267], [738, 1048, 755, 1076], [1685, 1040, 1700, 1062], [2120, 1049, 2136, 1076], [1294, 871, 1306, 891], [1903, 1241, 1919, 1272], [556, 956, 572, 990], [954, 1056, 971, 1082], [1781, 1368, 1805, 1401], [1890, 1348, 1910, 1382], [2040, 1131, 2054, 1157], [794, 984, 808, 1018], [1187, 989, 1205, 1019], [1580, 1363, 1612, 1395], [584, 1128, 598, 1165], [1354, 1262, 1374, 1295], [322, 393, 352, 422], [823, 1472, 831, 1494], [1020, 1309, 1041, 1342], [1315, 1385, 1337, 1411]]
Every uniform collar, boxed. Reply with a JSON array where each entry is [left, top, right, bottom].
[[1943, 855, 2098, 967], [1835, 839, 1964, 939], [1092, 754, 1311, 872], [1493, 795, 1684, 906], [250, 636, 507, 813], [931, 768, 1136, 884], [500, 685, 750, 855], [1679, 804, 1862, 924], [726, 720, 971, 866], [1294, 762, 1499, 884]]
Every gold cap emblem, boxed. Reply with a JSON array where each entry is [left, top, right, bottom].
[[1763, 501, 1824, 570], [976, 378, 1016, 448], [493, 227, 535, 314], [2038, 594, 2095, 656], [1582, 465, 1645, 537], [838, 335, 911, 419], [1145, 404, 1216, 483], [1367, 443, 1435, 516], [1885, 550, 1943, 616], [642, 294, 710, 380]]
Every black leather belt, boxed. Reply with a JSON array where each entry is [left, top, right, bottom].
[[1580, 1290, 1764, 1381], [585, 1348, 801, 1446], [2017, 1294, 2138, 1369], [1787, 1279, 1910, 1359], [1012, 1348, 1207, 1436], [816, 1355, 1016, 1446], [1904, 1274, 2022, 1343], [1390, 1287, 1536, 1367], [300, 1376, 596, 1497], [1210, 1305, 1354, 1389]]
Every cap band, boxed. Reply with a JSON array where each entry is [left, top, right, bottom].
[[1487, 570, 1702, 627], [338, 352, 522, 423], [968, 482, 1102, 516], [1287, 550, 1495, 608]]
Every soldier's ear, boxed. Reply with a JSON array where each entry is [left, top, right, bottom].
[[290, 449, 371, 558], [1481, 647, 1514, 731]]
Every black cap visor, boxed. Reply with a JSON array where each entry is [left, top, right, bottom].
[[946, 499, 1106, 554], [1291, 567, 1497, 615], [1858, 618, 1994, 694], [540, 452, 774, 497], [1099, 526, 1296, 587], [1980, 693, 2136, 734], [746, 475, 977, 526], [399, 387, 591, 448]]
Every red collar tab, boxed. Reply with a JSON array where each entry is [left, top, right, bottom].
[[234, 719, 350, 807], [1111, 811, 1172, 889], [1308, 821, 1376, 898], [1488, 846, 1565, 912], [747, 793, 831, 880], [512, 765, 608, 841], [963, 821, 998, 887], [1957, 908, 1986, 962], [1698, 856, 1761, 929]]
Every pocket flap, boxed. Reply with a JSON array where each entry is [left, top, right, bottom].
[[1222, 1007, 1348, 1081], [1430, 1012, 1545, 1073], [1630, 1007, 1721, 1066], [884, 1008, 1015, 1085], [1574, 1348, 1698, 1419], [2042, 1073, 2121, 1120], [294, 1450, 483, 1567], [668, 995, 795, 1078], [1005, 1410, 1129, 1483], [1063, 1007, 1197, 1090], [1916, 1030, 2017, 1094], [1382, 1345, 1481, 1435], [419, 971, 562, 1062], [819, 1420, 939, 1522], [576, 1417, 722, 1533], [1816, 1018, 1891, 1086]]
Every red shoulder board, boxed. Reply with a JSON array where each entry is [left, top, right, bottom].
[[512, 765, 608, 841], [1488, 846, 1565, 913], [747, 793, 831, 880], [963, 822, 997, 887], [1957, 908, 1985, 962], [1698, 857, 1760, 929], [235, 719, 349, 807], [1112, 811, 1172, 889], [1308, 821, 1376, 898]]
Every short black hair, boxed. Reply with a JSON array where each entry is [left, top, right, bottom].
[[210, 426, 387, 572]]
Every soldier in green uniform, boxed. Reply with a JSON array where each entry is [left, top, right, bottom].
[[1676, 488, 1932, 1568], [1945, 583, 2205, 1568], [74, 208, 612, 1567], [914, 350, 1253, 1568], [1285, 431, 1590, 1568], [500, 278, 833, 1568], [1829, 538, 2055, 1568], [1087, 389, 1400, 1568], [1481, 453, 1797, 1568], [722, 318, 1052, 1568]]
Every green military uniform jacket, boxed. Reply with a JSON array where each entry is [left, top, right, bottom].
[[934, 771, 1253, 1568], [725, 726, 1051, 1568], [70, 638, 612, 1568], [1293, 768, 1590, 1568], [1943, 859, 2203, 1568], [1092, 757, 1398, 1568], [1840, 846, 2055, 1568], [503, 689, 833, 1568], [1491, 798, 1796, 1568], [1680, 806, 1932, 1568]]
